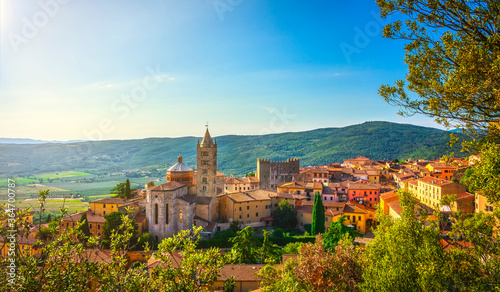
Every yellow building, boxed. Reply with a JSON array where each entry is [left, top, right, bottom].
[[60, 211, 106, 238], [296, 206, 313, 229], [218, 190, 272, 226], [277, 181, 323, 198], [0, 236, 41, 258], [299, 201, 375, 233], [379, 191, 399, 216], [224, 175, 260, 192], [269, 192, 307, 211], [1, 210, 34, 229], [413, 177, 468, 212], [90, 197, 130, 217], [475, 193, 495, 214]]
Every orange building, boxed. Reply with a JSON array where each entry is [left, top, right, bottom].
[[425, 162, 456, 180]]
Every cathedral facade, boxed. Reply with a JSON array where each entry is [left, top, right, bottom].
[[141, 127, 221, 241]]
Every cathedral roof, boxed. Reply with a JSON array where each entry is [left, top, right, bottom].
[[150, 181, 186, 191], [167, 162, 193, 172], [201, 127, 214, 146]]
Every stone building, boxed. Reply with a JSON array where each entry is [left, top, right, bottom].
[[256, 158, 300, 190], [144, 181, 195, 241], [142, 127, 221, 241]]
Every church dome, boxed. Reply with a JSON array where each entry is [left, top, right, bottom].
[[167, 153, 193, 172], [166, 153, 194, 187]]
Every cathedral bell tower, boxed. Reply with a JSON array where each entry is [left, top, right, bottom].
[[196, 126, 218, 198]]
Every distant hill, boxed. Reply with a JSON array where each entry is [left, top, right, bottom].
[[0, 138, 86, 144], [0, 121, 464, 177]]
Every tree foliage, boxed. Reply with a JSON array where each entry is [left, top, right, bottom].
[[110, 182, 126, 198], [78, 211, 91, 241], [377, 0, 500, 137], [272, 199, 297, 229], [125, 179, 132, 199], [229, 226, 259, 264], [311, 192, 325, 235], [462, 142, 500, 203], [323, 215, 363, 250]]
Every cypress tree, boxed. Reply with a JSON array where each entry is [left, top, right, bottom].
[[125, 179, 131, 199], [311, 192, 325, 235], [79, 212, 91, 238]]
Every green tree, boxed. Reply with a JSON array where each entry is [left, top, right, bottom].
[[376, 0, 500, 137], [311, 192, 325, 235], [223, 276, 235, 292], [229, 226, 259, 264], [362, 190, 449, 291], [323, 215, 362, 250], [110, 182, 126, 198], [150, 227, 226, 291], [229, 220, 241, 233], [462, 142, 500, 204], [260, 230, 282, 264], [103, 211, 138, 246], [125, 179, 132, 199], [78, 211, 91, 241], [272, 200, 297, 229]]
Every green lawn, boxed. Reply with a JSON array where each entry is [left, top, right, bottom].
[[0, 177, 38, 186]]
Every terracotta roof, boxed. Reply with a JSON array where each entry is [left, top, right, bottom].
[[218, 265, 266, 282], [418, 176, 453, 186], [91, 197, 129, 204], [225, 191, 271, 203], [147, 252, 182, 269], [62, 211, 106, 223], [387, 200, 403, 215], [305, 182, 323, 189], [427, 162, 455, 169], [178, 194, 197, 204], [347, 182, 380, 190], [134, 213, 147, 223], [150, 181, 186, 191], [225, 176, 260, 184], [0, 235, 37, 245], [380, 191, 398, 201], [269, 192, 307, 200], [456, 192, 474, 200], [205, 222, 216, 232], [343, 203, 367, 214], [302, 201, 345, 209], [295, 206, 313, 214], [195, 196, 213, 205]]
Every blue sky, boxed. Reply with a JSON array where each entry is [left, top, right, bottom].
[[0, 0, 442, 140]]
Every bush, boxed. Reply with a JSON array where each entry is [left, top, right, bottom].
[[272, 228, 284, 238], [213, 228, 237, 240]]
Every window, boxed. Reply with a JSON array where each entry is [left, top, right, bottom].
[[179, 211, 183, 223], [487, 206, 494, 212], [203, 186, 207, 191], [202, 177, 207, 183], [247, 206, 249, 210], [98, 224, 100, 230], [154, 204, 158, 225], [256, 212, 258, 217], [166, 204, 169, 224], [103, 204, 106, 208], [325, 217, 328, 222], [103, 211, 106, 216], [239, 207, 242, 211], [353, 216, 356, 222], [89, 224, 92, 229], [301, 213, 303, 217], [358, 216, 361, 221], [239, 215, 242, 219], [247, 214, 249, 218]]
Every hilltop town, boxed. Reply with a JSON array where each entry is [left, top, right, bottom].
[[1, 126, 492, 291]]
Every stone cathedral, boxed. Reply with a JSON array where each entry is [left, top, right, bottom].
[[140, 127, 223, 241]]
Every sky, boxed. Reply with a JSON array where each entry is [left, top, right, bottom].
[[0, 0, 444, 141]]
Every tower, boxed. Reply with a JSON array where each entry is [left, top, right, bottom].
[[196, 126, 218, 198]]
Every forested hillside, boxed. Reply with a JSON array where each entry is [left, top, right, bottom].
[[0, 121, 463, 177]]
